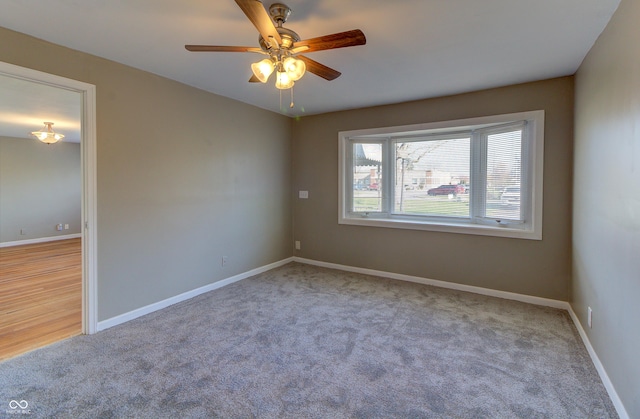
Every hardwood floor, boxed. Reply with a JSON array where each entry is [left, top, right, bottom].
[[0, 238, 82, 361]]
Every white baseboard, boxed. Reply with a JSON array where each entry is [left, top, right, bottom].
[[293, 257, 569, 310], [0, 233, 82, 248], [97, 257, 295, 331], [567, 307, 629, 419]]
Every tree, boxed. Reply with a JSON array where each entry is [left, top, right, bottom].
[[395, 142, 443, 211]]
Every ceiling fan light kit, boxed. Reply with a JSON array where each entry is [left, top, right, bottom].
[[275, 70, 294, 90], [282, 56, 305, 81], [250, 51, 306, 89], [185, 0, 366, 104], [251, 58, 275, 83], [31, 122, 64, 144]]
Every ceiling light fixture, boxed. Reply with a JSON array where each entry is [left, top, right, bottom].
[[250, 46, 306, 109], [251, 58, 275, 83], [251, 54, 306, 90], [185, 2, 366, 110], [31, 122, 64, 144], [248, 3, 306, 95]]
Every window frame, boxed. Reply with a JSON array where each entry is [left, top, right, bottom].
[[338, 110, 544, 240]]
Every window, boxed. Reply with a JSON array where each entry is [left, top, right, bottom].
[[338, 111, 544, 239]]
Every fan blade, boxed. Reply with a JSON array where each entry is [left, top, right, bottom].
[[185, 45, 263, 53], [293, 29, 366, 53], [235, 0, 282, 48], [297, 55, 341, 81], [249, 74, 261, 83], [289, 45, 310, 55]]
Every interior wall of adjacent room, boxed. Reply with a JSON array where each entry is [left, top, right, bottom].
[[0, 136, 81, 244], [292, 77, 574, 301], [573, 0, 639, 416], [0, 27, 293, 321]]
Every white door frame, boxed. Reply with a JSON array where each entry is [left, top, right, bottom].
[[0, 61, 98, 334]]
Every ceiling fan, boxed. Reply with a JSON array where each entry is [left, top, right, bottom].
[[185, 1, 366, 92]]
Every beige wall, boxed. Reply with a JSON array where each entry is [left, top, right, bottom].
[[292, 77, 574, 300], [573, 0, 639, 416], [0, 136, 81, 243], [0, 27, 293, 321]]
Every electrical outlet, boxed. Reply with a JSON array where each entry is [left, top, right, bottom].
[[588, 307, 593, 328], [221, 256, 228, 267], [295, 241, 301, 250], [64, 224, 69, 230]]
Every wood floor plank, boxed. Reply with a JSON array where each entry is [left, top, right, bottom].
[[0, 238, 81, 361]]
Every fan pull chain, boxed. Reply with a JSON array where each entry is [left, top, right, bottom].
[[290, 85, 294, 108], [278, 86, 295, 111]]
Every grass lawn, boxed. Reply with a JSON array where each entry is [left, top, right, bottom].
[[354, 195, 470, 216]]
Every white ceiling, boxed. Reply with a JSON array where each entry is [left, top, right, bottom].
[[0, 73, 82, 142], [0, 0, 620, 136]]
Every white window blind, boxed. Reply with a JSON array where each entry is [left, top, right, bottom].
[[393, 136, 470, 218]]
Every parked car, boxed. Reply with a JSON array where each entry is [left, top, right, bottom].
[[501, 186, 521, 205], [367, 183, 379, 191], [427, 184, 465, 196]]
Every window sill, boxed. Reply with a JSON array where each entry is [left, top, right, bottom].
[[338, 216, 541, 240]]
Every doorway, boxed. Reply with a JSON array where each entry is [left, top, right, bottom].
[[0, 62, 97, 355]]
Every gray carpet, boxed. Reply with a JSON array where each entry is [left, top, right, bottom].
[[1, 263, 617, 418]]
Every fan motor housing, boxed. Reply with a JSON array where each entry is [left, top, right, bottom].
[[259, 27, 300, 51]]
